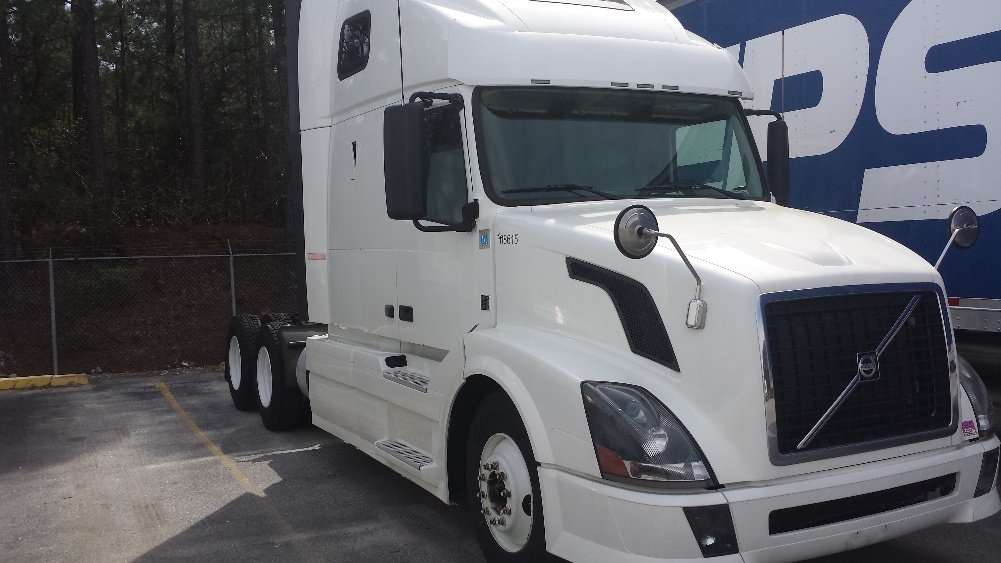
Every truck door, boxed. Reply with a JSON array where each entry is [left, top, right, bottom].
[[327, 0, 403, 343]]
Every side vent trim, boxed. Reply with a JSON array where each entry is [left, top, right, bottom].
[[567, 257, 680, 372]]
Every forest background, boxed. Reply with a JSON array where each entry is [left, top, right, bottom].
[[0, 0, 293, 258]]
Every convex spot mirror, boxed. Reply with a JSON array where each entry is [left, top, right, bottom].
[[949, 205, 979, 250], [615, 205, 659, 259]]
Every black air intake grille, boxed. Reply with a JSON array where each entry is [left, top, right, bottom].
[[764, 289, 952, 456], [567, 258, 679, 371], [769, 473, 957, 534]]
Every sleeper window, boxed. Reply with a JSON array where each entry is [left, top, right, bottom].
[[337, 11, 371, 80]]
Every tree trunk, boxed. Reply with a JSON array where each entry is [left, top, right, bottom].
[[116, 0, 128, 152], [71, 8, 85, 124], [164, 0, 176, 68], [72, 0, 113, 247], [162, 0, 178, 188], [0, 0, 14, 258], [272, 0, 289, 130], [241, 10, 256, 218], [254, 0, 274, 223], [182, 0, 206, 192], [272, 0, 291, 224]]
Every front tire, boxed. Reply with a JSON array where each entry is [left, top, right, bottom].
[[255, 322, 307, 431], [466, 393, 554, 563], [225, 314, 260, 411]]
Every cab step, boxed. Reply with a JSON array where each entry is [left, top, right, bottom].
[[375, 439, 434, 470], [383, 370, 430, 393]]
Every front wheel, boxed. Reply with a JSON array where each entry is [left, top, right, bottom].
[[466, 393, 554, 563]]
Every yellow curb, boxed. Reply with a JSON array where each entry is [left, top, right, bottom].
[[0, 374, 89, 391]]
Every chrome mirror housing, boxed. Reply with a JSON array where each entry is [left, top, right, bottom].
[[614, 205, 660, 259], [935, 206, 979, 270], [949, 206, 979, 250]]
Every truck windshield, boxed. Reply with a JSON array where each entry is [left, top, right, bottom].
[[475, 87, 765, 205]]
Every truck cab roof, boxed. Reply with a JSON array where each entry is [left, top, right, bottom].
[[298, 0, 752, 130]]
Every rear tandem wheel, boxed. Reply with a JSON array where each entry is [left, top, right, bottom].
[[225, 314, 261, 411]]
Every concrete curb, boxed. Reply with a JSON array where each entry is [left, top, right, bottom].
[[0, 374, 89, 391]]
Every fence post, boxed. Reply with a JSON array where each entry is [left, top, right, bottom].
[[48, 248, 59, 375], [228, 240, 237, 316]]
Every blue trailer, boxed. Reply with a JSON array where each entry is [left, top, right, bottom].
[[666, 0, 1001, 332]]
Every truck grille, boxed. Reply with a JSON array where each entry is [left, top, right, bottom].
[[763, 288, 952, 458]]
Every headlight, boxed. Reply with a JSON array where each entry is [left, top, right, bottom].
[[958, 355, 994, 436], [581, 382, 714, 487]]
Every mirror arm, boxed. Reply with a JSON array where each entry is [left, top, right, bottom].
[[412, 220, 454, 233], [745, 109, 783, 120], [934, 228, 962, 270], [412, 200, 479, 233], [638, 226, 708, 329], [639, 227, 703, 300], [410, 91, 464, 109]]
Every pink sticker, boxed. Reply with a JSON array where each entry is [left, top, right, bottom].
[[962, 420, 978, 438]]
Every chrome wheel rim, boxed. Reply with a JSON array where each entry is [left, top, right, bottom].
[[478, 433, 533, 552], [228, 336, 242, 390], [257, 347, 273, 408]]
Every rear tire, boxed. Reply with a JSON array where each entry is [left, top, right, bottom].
[[255, 322, 307, 431], [466, 393, 554, 563], [225, 314, 260, 411]]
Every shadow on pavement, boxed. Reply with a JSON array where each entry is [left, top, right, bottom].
[[132, 414, 484, 562]]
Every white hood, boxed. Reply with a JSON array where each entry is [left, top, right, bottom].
[[559, 199, 939, 293]]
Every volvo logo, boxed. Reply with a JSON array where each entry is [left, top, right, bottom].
[[857, 353, 879, 380]]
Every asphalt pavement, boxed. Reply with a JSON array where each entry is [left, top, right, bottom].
[[0, 373, 483, 563], [0, 371, 998, 563]]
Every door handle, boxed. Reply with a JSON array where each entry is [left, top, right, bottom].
[[399, 306, 414, 322]]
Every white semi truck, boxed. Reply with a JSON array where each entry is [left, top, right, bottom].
[[223, 1, 1000, 562]]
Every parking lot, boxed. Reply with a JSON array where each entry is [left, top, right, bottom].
[[1, 371, 999, 563]]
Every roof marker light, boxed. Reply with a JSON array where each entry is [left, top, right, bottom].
[[611, 82, 629, 88], [637, 83, 654, 89], [531, 79, 550, 85], [663, 85, 679, 91], [728, 90, 743, 96]]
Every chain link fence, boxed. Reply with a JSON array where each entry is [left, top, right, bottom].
[[0, 244, 298, 377]]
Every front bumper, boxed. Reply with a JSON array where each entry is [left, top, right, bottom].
[[540, 436, 1000, 563]]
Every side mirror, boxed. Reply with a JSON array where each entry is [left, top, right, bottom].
[[933, 205, 979, 270], [766, 119, 790, 206], [948, 205, 979, 250], [613, 205, 707, 329], [614, 205, 660, 259], [745, 110, 790, 206], [383, 102, 427, 220]]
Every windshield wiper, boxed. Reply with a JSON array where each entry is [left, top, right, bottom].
[[503, 184, 619, 200], [638, 182, 748, 200]]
